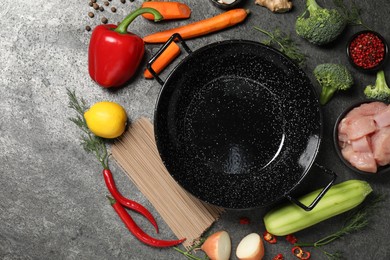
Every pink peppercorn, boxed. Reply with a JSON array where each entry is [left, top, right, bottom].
[[348, 31, 387, 70]]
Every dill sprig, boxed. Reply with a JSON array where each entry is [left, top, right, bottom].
[[295, 194, 385, 259], [253, 26, 307, 67], [67, 89, 109, 169], [332, 0, 372, 30], [174, 237, 209, 260]]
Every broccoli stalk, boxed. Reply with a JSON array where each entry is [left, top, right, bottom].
[[306, 0, 321, 13], [296, 0, 347, 45], [313, 63, 354, 105], [364, 70, 390, 102]]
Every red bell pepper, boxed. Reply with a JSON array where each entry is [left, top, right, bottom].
[[88, 8, 163, 88]]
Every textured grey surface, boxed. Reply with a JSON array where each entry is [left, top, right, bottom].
[[1, 0, 390, 259]]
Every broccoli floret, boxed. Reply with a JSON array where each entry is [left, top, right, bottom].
[[364, 70, 390, 102], [314, 63, 354, 105], [295, 0, 347, 45]]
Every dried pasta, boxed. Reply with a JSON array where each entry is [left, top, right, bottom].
[[111, 117, 224, 247]]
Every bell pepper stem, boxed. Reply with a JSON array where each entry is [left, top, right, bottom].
[[115, 7, 163, 34]]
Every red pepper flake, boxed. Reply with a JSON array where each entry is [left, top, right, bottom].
[[292, 246, 311, 260], [349, 32, 386, 69], [239, 217, 250, 225], [263, 231, 277, 244], [272, 253, 284, 260], [286, 234, 298, 244]]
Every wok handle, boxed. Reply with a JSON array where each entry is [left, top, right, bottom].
[[285, 163, 337, 211], [146, 33, 192, 86]]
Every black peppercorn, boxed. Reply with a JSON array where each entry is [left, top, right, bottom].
[[88, 12, 94, 18], [111, 7, 117, 12], [101, 17, 108, 24]]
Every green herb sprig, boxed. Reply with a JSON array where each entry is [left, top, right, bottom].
[[174, 237, 209, 260], [254, 26, 307, 67], [332, 0, 372, 30], [294, 194, 385, 259], [67, 89, 109, 169]]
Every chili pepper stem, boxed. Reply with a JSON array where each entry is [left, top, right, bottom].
[[115, 8, 163, 34], [107, 195, 116, 205]]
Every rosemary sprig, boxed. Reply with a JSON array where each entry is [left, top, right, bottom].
[[174, 237, 209, 260], [295, 194, 385, 259], [332, 0, 372, 30], [67, 89, 109, 169], [253, 26, 307, 67]]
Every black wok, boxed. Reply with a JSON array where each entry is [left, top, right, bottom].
[[148, 34, 336, 209]]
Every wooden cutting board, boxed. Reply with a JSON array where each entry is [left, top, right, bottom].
[[111, 117, 224, 247]]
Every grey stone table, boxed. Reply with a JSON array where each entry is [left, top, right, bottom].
[[1, 0, 390, 259]]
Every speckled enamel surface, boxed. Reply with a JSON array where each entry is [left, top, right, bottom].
[[154, 40, 322, 209]]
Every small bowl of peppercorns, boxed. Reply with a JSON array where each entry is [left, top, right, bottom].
[[347, 30, 389, 73]]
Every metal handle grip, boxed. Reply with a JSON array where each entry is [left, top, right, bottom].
[[285, 163, 337, 211], [146, 33, 192, 86]]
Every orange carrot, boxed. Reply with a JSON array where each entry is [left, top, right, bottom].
[[144, 41, 181, 79], [143, 8, 250, 44], [141, 2, 191, 20]]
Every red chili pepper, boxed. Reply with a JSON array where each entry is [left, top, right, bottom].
[[286, 234, 298, 244], [107, 196, 186, 247], [263, 231, 277, 244], [88, 8, 163, 88], [272, 253, 284, 260], [103, 169, 159, 233], [292, 246, 311, 260]]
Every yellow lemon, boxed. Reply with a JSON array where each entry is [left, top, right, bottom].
[[84, 101, 127, 139]]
